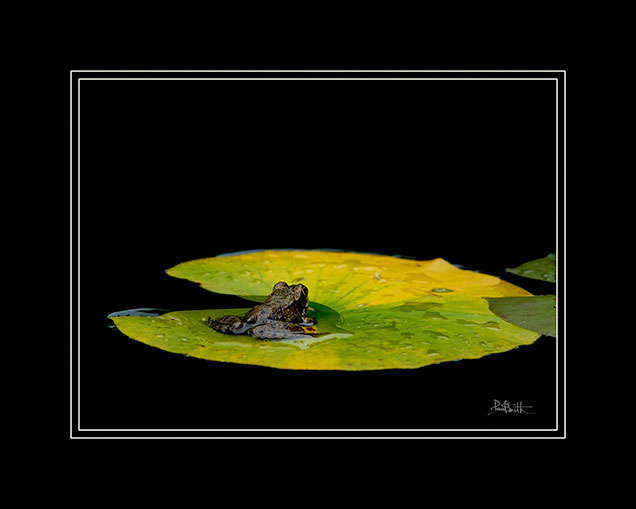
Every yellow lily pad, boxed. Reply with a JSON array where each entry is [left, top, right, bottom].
[[108, 250, 542, 370], [167, 250, 532, 310]]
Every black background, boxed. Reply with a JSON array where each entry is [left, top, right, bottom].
[[76, 75, 559, 435]]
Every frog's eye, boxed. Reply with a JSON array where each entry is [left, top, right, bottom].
[[273, 281, 288, 290], [293, 284, 308, 298]]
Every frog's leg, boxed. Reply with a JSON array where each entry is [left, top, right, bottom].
[[207, 315, 249, 335], [247, 321, 306, 340]]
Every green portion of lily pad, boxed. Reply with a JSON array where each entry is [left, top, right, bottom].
[[506, 254, 556, 283], [486, 295, 556, 338], [110, 303, 356, 370], [110, 294, 540, 371]]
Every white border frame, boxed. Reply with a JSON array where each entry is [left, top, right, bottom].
[[70, 70, 565, 439]]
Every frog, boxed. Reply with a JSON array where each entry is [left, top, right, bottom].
[[207, 281, 317, 340]]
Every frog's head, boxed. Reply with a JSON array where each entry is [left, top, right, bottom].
[[292, 283, 309, 311], [273, 281, 309, 308]]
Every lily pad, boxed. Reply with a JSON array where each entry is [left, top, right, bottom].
[[485, 295, 556, 337], [109, 250, 543, 370], [167, 249, 534, 309], [506, 254, 556, 283]]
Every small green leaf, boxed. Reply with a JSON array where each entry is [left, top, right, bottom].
[[506, 254, 556, 283], [485, 295, 556, 337]]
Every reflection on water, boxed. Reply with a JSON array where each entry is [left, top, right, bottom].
[[107, 308, 171, 318]]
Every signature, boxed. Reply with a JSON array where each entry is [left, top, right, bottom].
[[488, 399, 535, 415]]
